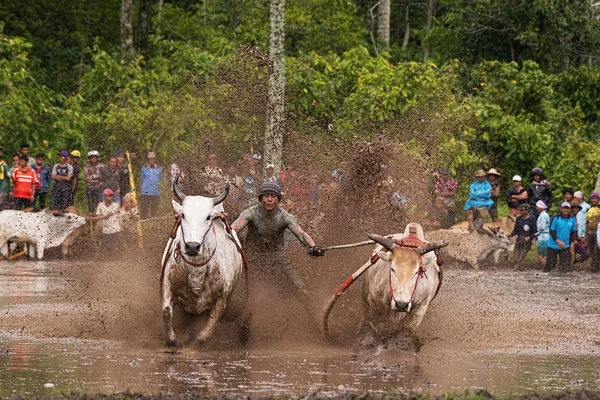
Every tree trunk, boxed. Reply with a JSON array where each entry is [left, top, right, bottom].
[[78, 0, 93, 86], [402, 1, 410, 50], [264, 0, 286, 173], [423, 0, 435, 61], [377, 0, 390, 51], [137, 0, 151, 52], [120, 0, 134, 60]]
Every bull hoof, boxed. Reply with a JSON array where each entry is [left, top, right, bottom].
[[166, 337, 179, 348]]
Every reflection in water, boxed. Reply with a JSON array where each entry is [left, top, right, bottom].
[[1, 335, 600, 397]]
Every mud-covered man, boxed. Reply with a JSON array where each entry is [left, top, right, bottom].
[[231, 181, 324, 313]]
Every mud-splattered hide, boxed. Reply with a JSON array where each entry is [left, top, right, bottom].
[[0, 210, 86, 259], [360, 223, 448, 338], [161, 177, 243, 347]]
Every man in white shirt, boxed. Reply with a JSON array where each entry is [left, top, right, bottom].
[[86, 189, 123, 249]]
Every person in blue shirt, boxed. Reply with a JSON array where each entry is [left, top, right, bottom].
[[464, 169, 494, 232], [140, 152, 163, 219], [545, 202, 578, 273]]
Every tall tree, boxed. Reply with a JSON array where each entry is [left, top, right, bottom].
[[137, 0, 152, 52], [120, 0, 134, 60], [377, 0, 390, 51], [423, 0, 435, 61], [264, 0, 286, 172]]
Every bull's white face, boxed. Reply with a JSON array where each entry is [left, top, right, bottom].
[[375, 248, 422, 313], [172, 197, 218, 257], [61, 213, 87, 229]]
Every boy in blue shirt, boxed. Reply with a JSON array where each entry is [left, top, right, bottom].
[[544, 202, 578, 273]]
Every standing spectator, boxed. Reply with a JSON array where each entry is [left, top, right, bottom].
[[562, 188, 574, 203], [331, 161, 348, 185], [509, 204, 537, 270], [9, 153, 20, 177], [570, 200, 589, 264], [168, 158, 185, 187], [505, 175, 528, 217], [536, 200, 550, 270], [201, 154, 224, 196], [84, 150, 104, 214], [545, 202, 577, 273], [573, 192, 590, 243], [487, 168, 502, 222], [586, 192, 600, 273], [86, 189, 123, 250], [33, 153, 51, 210], [115, 150, 131, 198], [464, 169, 494, 232], [120, 192, 140, 247], [0, 147, 10, 211], [574, 191, 590, 213], [19, 143, 36, 168], [434, 168, 458, 228], [140, 152, 163, 219], [50, 150, 73, 213], [528, 167, 553, 221], [12, 155, 37, 211], [101, 157, 121, 205], [68, 150, 81, 207], [263, 163, 282, 186]]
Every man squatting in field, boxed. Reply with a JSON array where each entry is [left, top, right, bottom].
[[231, 181, 324, 314]]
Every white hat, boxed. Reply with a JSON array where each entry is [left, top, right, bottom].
[[87, 150, 99, 157], [265, 163, 276, 169], [574, 191, 584, 199], [512, 175, 522, 181], [560, 201, 571, 209], [536, 200, 547, 209]]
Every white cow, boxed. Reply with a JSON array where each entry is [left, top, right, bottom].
[[161, 177, 244, 347], [359, 223, 448, 344], [0, 210, 86, 259]]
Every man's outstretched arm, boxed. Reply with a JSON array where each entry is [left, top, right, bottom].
[[231, 209, 251, 232], [286, 214, 323, 256]]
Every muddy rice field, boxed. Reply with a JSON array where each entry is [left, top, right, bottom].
[[1, 238, 600, 398]]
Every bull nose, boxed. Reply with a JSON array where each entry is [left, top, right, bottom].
[[184, 242, 201, 256], [394, 301, 410, 312]]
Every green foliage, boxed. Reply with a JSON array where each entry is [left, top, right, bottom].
[[0, 27, 84, 160]]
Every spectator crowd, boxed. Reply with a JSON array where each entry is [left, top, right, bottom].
[[457, 167, 600, 273]]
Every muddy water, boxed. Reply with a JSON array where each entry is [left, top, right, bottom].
[[1, 261, 600, 397]]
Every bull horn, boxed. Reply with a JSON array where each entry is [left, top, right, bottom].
[[213, 183, 230, 206], [416, 240, 449, 256], [173, 174, 186, 202], [367, 234, 396, 252]]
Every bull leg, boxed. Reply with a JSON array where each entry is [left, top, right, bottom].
[[197, 297, 227, 343], [36, 244, 44, 260], [161, 269, 178, 347], [404, 304, 429, 332]]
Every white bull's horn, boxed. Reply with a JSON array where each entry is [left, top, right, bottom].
[[367, 234, 397, 252], [173, 175, 186, 201], [416, 240, 449, 256], [213, 184, 230, 206]]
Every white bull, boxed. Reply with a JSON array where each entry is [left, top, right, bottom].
[[161, 177, 244, 347], [360, 223, 448, 342], [0, 210, 86, 259]]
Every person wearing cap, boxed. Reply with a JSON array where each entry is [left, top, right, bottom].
[[33, 153, 51, 210], [50, 150, 74, 213], [85, 150, 105, 214], [68, 150, 81, 207], [464, 169, 494, 231], [487, 168, 501, 222], [509, 203, 538, 270], [536, 200, 550, 269], [569, 200, 590, 265], [115, 150, 131, 199], [12, 155, 37, 211], [527, 167, 553, 221], [86, 189, 123, 250], [263, 163, 281, 186], [101, 157, 121, 205], [505, 175, 528, 217], [545, 202, 577, 273], [19, 143, 36, 169], [0, 147, 11, 211], [140, 152, 163, 219], [231, 181, 324, 317], [586, 192, 600, 272]]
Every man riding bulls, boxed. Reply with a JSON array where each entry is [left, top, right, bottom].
[[231, 181, 324, 315]]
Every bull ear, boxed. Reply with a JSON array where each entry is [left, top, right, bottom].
[[171, 199, 182, 214], [375, 249, 391, 263], [416, 240, 449, 255]]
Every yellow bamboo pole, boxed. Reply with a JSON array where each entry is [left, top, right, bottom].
[[126, 151, 143, 248]]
